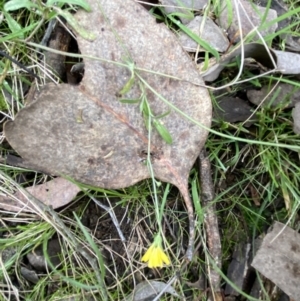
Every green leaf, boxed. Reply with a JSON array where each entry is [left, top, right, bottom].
[[153, 119, 173, 144], [141, 99, 151, 117], [2, 80, 20, 105], [201, 51, 210, 72], [170, 11, 194, 21], [118, 75, 135, 96], [46, 0, 91, 11], [3, 11, 23, 39], [156, 110, 171, 119], [53, 7, 96, 41], [0, 21, 37, 43], [119, 98, 140, 104], [191, 178, 204, 223], [4, 0, 38, 11]]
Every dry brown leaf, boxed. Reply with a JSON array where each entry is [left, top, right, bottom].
[[201, 43, 300, 82], [4, 0, 211, 258], [213, 96, 256, 125], [225, 242, 251, 297], [0, 178, 81, 213], [274, 50, 300, 74], [251, 222, 300, 300], [201, 43, 276, 81], [125, 280, 181, 301], [247, 83, 300, 108]]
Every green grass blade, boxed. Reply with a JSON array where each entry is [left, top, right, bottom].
[[47, 0, 91, 11], [119, 98, 140, 104], [167, 14, 220, 61], [3, 11, 24, 39], [73, 213, 106, 281], [53, 7, 96, 41], [153, 119, 173, 144], [118, 75, 135, 96], [4, 0, 38, 11]]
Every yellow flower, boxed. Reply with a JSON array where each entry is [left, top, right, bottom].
[[141, 234, 170, 268]]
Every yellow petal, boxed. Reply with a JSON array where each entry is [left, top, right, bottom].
[[156, 248, 165, 267], [157, 248, 168, 267], [148, 257, 156, 268], [160, 250, 170, 265], [148, 247, 161, 268], [141, 245, 154, 262]]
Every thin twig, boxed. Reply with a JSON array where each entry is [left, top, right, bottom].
[[89, 194, 126, 242], [198, 150, 222, 300], [40, 19, 57, 47], [0, 50, 39, 79]]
